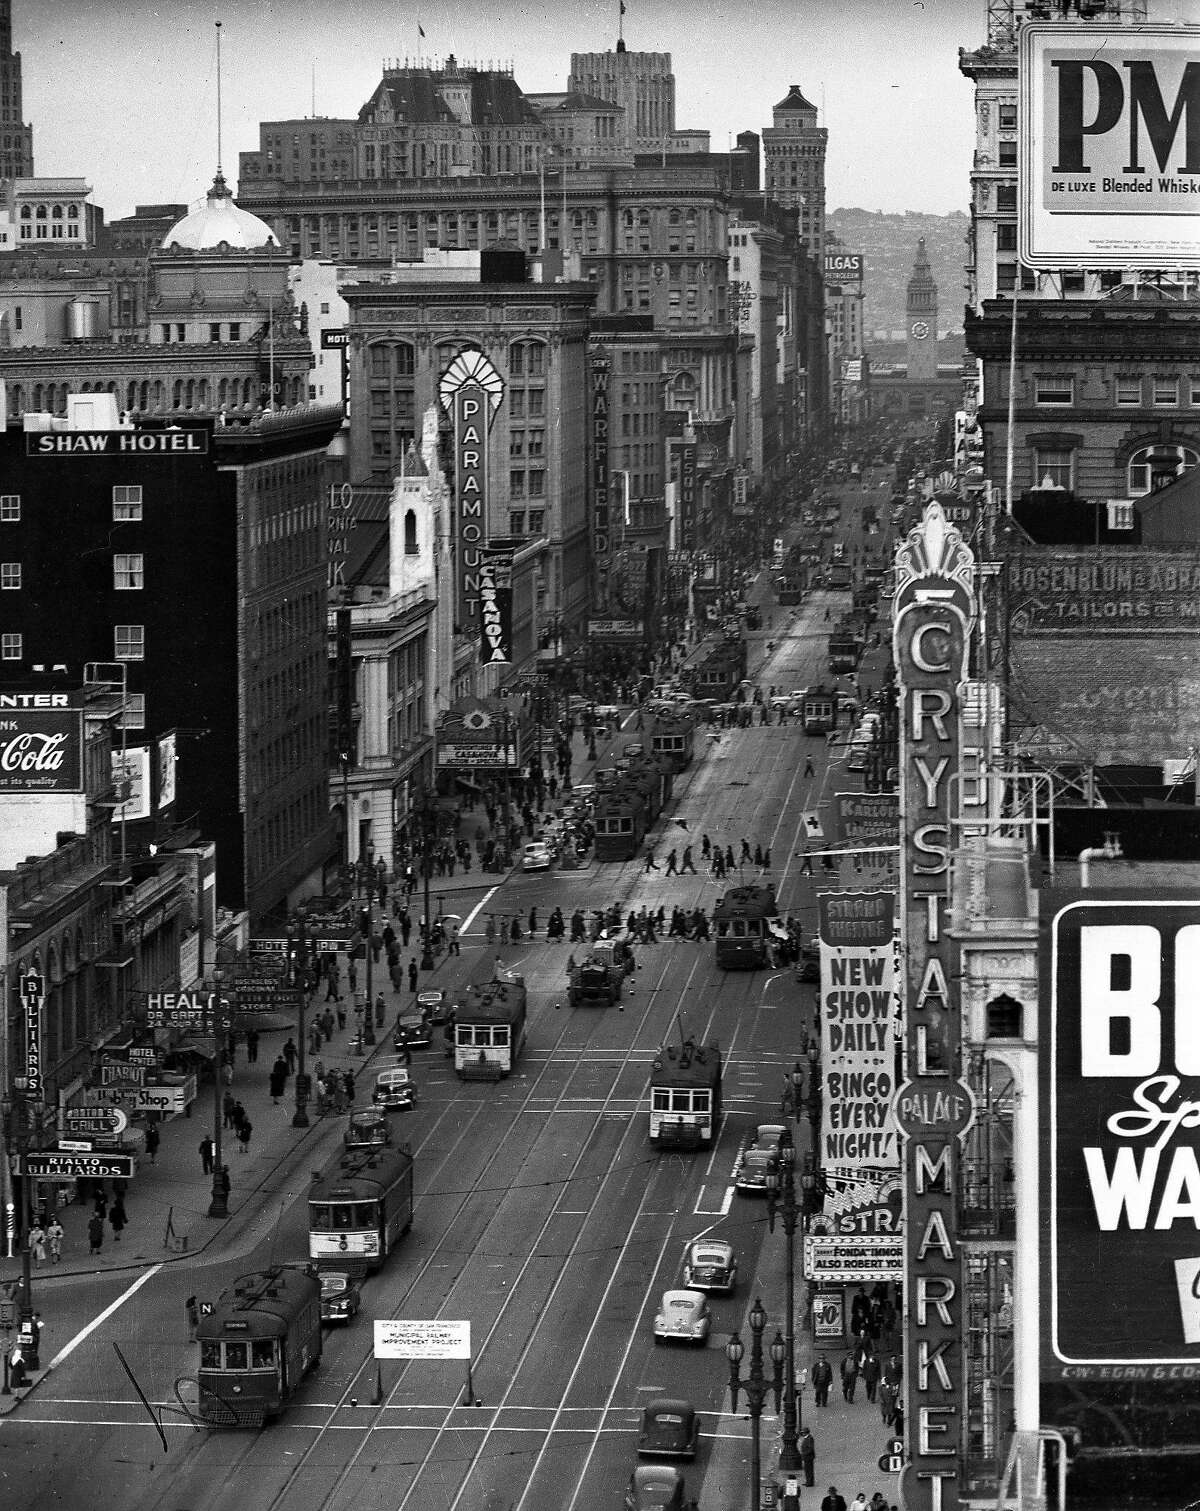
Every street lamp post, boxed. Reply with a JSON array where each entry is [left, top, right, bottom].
[[766, 1128, 802, 1471], [207, 974, 229, 1218], [286, 922, 313, 1127], [726, 1297, 784, 1511], [2, 1092, 40, 1368], [419, 787, 437, 971]]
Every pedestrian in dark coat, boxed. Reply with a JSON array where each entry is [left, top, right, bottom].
[[237, 1118, 253, 1154], [223, 1090, 235, 1128], [811, 1353, 833, 1407], [145, 1124, 160, 1163], [725, 843, 736, 870], [268, 1063, 287, 1104], [199, 1136, 214, 1175], [283, 1037, 298, 1073], [862, 1352, 881, 1403], [342, 1069, 355, 1103], [840, 1351, 859, 1402], [109, 1197, 127, 1241], [799, 1425, 816, 1487], [408, 958, 419, 993], [88, 1213, 105, 1255]]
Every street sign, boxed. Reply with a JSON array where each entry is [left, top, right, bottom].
[[18, 1151, 136, 1179], [59, 1139, 93, 1153], [233, 983, 304, 1013], [64, 1106, 128, 1137], [879, 1453, 904, 1473]]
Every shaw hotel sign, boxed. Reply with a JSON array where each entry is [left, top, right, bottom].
[[892, 502, 978, 1511]]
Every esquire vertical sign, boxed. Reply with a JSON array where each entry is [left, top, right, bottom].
[[1043, 896, 1200, 1379], [892, 502, 977, 1511]]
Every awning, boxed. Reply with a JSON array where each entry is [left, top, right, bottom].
[[170, 1037, 217, 1060]]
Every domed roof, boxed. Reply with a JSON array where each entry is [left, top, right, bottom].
[[161, 172, 278, 252]]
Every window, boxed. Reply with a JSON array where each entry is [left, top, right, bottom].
[[1127, 443, 1199, 496], [1034, 375, 1073, 407], [114, 624, 144, 660], [209, 323, 222, 343], [998, 141, 1017, 168], [113, 553, 144, 590], [119, 692, 145, 730], [0, 563, 19, 589], [113, 485, 142, 520], [509, 470, 525, 499], [1191, 379, 1200, 408], [996, 223, 1017, 252], [997, 185, 1017, 212], [1153, 377, 1179, 407], [0, 495, 19, 521], [1034, 448, 1073, 490], [228, 322, 240, 342], [999, 104, 1018, 130], [1, 632, 21, 661], [1116, 376, 1142, 406], [508, 511, 525, 535]]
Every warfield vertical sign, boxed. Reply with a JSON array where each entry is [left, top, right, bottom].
[[1020, 24, 1200, 269], [1043, 895, 1200, 1380], [438, 349, 505, 633], [591, 347, 611, 561], [892, 502, 977, 1511]]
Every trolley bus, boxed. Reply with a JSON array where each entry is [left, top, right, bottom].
[[827, 634, 863, 675], [650, 711, 695, 773], [802, 686, 838, 735], [308, 1143, 415, 1274], [453, 973, 528, 1080], [649, 1037, 723, 1148], [197, 1265, 322, 1426], [713, 883, 779, 969], [593, 787, 650, 862]]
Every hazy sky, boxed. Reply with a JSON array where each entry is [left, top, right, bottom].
[[14, 0, 1192, 223]]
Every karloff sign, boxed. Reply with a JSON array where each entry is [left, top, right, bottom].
[[1020, 24, 1200, 269], [1043, 896, 1200, 1379]]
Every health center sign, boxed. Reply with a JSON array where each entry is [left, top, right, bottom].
[[892, 501, 977, 1511], [1020, 24, 1200, 269], [1042, 895, 1200, 1380]]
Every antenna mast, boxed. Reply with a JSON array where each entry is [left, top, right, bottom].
[[215, 20, 223, 177]]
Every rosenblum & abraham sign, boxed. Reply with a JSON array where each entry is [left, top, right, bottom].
[[1043, 895, 1200, 1381], [892, 501, 978, 1511]]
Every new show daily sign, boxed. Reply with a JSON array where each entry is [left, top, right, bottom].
[[892, 501, 977, 1511], [1043, 895, 1200, 1380], [818, 890, 899, 1176], [1020, 24, 1200, 269]]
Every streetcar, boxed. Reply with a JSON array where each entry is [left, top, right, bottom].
[[649, 1037, 723, 1149], [650, 711, 695, 774], [197, 1265, 322, 1426], [827, 634, 863, 675], [453, 973, 528, 1080], [592, 787, 649, 862], [713, 883, 779, 969], [802, 686, 838, 735], [308, 1143, 415, 1274]]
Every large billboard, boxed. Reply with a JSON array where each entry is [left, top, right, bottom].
[[1042, 895, 1200, 1381], [1020, 24, 1200, 270], [824, 251, 863, 283], [0, 690, 84, 793]]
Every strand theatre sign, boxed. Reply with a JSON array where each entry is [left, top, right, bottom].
[[1020, 24, 1200, 269], [892, 501, 978, 1511]]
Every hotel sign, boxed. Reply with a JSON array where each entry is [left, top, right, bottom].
[[892, 502, 977, 1511], [1020, 24, 1200, 269], [25, 429, 209, 455]]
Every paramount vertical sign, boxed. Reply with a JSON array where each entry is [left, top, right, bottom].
[[892, 502, 977, 1511], [439, 350, 505, 633]]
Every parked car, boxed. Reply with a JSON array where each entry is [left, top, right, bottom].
[[416, 989, 450, 1025], [637, 1398, 702, 1460], [319, 1270, 361, 1324], [393, 1005, 432, 1051], [653, 1289, 710, 1346], [372, 1064, 416, 1111], [681, 1237, 738, 1293], [344, 1107, 392, 1148], [624, 1465, 687, 1511], [522, 841, 553, 872], [593, 704, 621, 721], [771, 688, 808, 710], [734, 1123, 787, 1194], [624, 741, 645, 759]]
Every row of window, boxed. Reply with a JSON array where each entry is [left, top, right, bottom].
[[0, 557, 143, 590], [1035, 375, 1200, 408], [1034, 443, 1196, 496], [0, 633, 143, 666]]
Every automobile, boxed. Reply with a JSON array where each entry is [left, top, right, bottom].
[[771, 688, 808, 710], [522, 841, 553, 871], [653, 1288, 711, 1346], [614, 756, 632, 774], [594, 767, 620, 789], [570, 783, 597, 804], [624, 1465, 687, 1511], [624, 741, 645, 758], [567, 694, 591, 714], [795, 939, 820, 983], [372, 1064, 416, 1111], [393, 1005, 432, 1050], [416, 988, 450, 1025], [344, 1106, 392, 1148], [319, 1270, 361, 1324], [637, 1398, 702, 1460], [681, 1237, 738, 1293], [734, 1123, 787, 1193], [593, 703, 621, 721]]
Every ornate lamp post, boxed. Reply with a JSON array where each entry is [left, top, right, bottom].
[[766, 1127, 802, 1471], [207, 967, 230, 1219], [418, 785, 438, 971], [726, 1297, 784, 1511], [286, 921, 315, 1127]]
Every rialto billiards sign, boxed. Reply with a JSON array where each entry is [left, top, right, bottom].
[[1044, 896, 1200, 1379]]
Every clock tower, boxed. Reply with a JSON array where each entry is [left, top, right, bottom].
[[906, 238, 938, 385]]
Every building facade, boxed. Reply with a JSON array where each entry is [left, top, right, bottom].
[[761, 84, 827, 263], [0, 0, 33, 181]]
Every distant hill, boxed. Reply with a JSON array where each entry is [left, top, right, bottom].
[[828, 208, 969, 341]]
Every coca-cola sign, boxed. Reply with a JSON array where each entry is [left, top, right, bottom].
[[0, 702, 83, 791]]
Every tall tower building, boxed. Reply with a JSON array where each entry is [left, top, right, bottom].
[[569, 46, 675, 157], [905, 239, 938, 384], [0, 0, 34, 178], [761, 83, 826, 261]]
